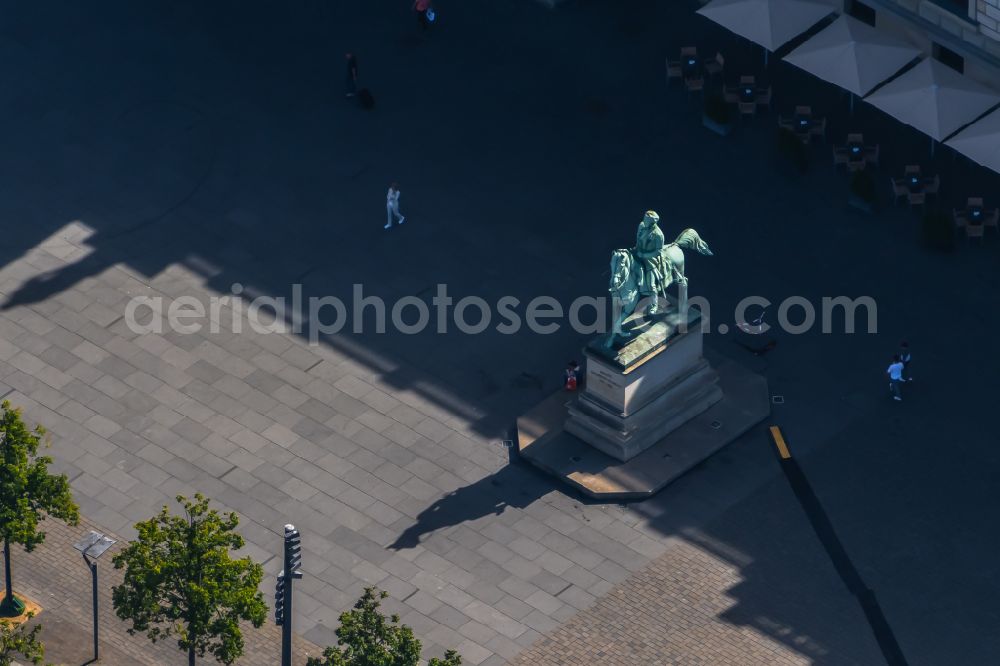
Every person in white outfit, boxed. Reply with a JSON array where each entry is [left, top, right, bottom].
[[385, 182, 405, 229]]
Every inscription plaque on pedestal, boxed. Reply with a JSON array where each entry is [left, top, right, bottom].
[[566, 301, 722, 461]]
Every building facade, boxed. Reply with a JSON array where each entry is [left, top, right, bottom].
[[851, 0, 1000, 87]]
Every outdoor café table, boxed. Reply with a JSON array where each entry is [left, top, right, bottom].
[[906, 174, 924, 192], [739, 84, 756, 103], [967, 204, 986, 223], [793, 114, 812, 135], [682, 55, 700, 78], [847, 141, 864, 159]]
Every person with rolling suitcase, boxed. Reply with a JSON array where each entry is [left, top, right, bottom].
[[414, 0, 434, 31]]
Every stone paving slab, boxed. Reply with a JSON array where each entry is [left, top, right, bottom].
[[1, 251, 639, 665]]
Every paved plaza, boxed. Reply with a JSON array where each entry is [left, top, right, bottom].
[[1, 1, 999, 664]]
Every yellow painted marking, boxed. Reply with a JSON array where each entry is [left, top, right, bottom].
[[770, 426, 791, 459]]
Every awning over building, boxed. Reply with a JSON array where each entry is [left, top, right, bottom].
[[864, 58, 1000, 141], [945, 107, 1000, 173], [783, 15, 921, 96], [696, 0, 835, 53]]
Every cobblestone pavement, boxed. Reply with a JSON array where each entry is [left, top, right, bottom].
[[7, 513, 317, 665], [511, 539, 812, 666], [511, 472, 882, 666]]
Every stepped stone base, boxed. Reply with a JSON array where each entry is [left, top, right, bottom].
[[566, 304, 721, 461], [516, 357, 770, 500]]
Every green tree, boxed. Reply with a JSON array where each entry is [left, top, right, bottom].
[[0, 614, 46, 665], [307, 587, 462, 666], [0, 401, 79, 616], [111, 494, 267, 666]]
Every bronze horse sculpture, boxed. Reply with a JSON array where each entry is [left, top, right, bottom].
[[605, 228, 712, 348]]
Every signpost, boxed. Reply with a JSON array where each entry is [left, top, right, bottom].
[[275, 524, 302, 666]]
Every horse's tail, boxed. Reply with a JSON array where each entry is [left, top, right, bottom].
[[673, 228, 713, 256]]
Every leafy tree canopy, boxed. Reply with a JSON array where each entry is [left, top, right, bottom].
[[307, 587, 461, 666], [111, 494, 266, 665]]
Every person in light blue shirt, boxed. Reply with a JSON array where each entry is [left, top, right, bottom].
[[887, 355, 904, 401]]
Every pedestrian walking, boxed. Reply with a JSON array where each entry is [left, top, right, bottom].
[[413, 0, 433, 31], [345, 52, 359, 97], [385, 182, 405, 229], [887, 354, 904, 401], [899, 341, 912, 381]]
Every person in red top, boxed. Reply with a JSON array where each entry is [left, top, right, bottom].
[[413, 0, 432, 31], [565, 361, 580, 391]]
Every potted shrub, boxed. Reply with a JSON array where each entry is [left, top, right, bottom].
[[848, 169, 876, 213], [776, 128, 808, 174], [702, 94, 733, 136], [921, 209, 955, 252]]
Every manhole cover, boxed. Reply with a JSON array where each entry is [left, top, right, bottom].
[[772, 395, 785, 404], [710, 420, 722, 429]]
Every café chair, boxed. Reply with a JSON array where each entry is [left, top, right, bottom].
[[966, 221, 985, 243], [832, 146, 849, 168], [808, 117, 826, 142], [890, 178, 908, 205], [864, 144, 880, 167], [904, 164, 921, 176], [723, 87, 739, 104], [794, 105, 812, 117], [968, 196, 984, 208], [952, 210, 968, 229], [738, 101, 756, 119], [847, 157, 866, 173], [666, 57, 683, 86], [777, 116, 794, 131], [681, 46, 698, 57], [847, 133, 864, 144], [739, 74, 756, 86], [908, 191, 926, 209], [924, 174, 940, 197], [755, 85, 772, 112], [685, 76, 704, 97], [704, 52, 724, 77], [985, 208, 999, 233]]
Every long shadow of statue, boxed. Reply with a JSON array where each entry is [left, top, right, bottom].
[[1, 257, 105, 311], [1, 230, 170, 312], [389, 460, 554, 550]]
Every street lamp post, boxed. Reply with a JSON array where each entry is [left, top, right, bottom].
[[73, 531, 116, 663]]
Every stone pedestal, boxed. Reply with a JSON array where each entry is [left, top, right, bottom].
[[565, 303, 722, 461]]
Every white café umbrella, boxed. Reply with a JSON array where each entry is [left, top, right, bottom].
[[696, 0, 836, 63], [864, 58, 1000, 152], [783, 15, 921, 111], [945, 107, 1000, 174]]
